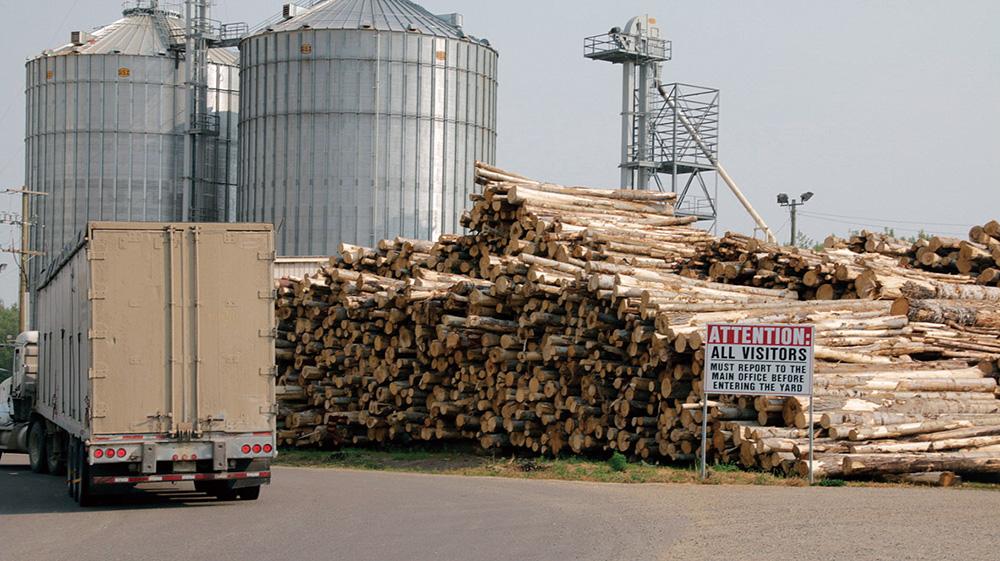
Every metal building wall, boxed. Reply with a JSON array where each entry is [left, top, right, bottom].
[[238, 26, 498, 256], [23, 13, 239, 279]]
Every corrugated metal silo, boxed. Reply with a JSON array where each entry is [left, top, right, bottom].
[[24, 3, 239, 276], [238, 0, 498, 255]]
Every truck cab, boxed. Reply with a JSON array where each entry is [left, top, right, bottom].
[[0, 332, 40, 460]]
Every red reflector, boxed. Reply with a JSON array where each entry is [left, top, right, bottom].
[[94, 449, 104, 458], [263, 444, 273, 453], [242, 445, 251, 454], [182, 455, 189, 460], [173, 455, 179, 460], [252, 444, 262, 453], [116, 448, 127, 458], [191, 454, 197, 460]]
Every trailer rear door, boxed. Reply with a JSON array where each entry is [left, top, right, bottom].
[[87, 224, 274, 437]]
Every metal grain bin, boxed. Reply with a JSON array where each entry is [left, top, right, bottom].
[[238, 0, 498, 255], [24, 4, 239, 280]]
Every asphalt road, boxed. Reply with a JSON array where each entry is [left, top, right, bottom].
[[3, 452, 1000, 561]]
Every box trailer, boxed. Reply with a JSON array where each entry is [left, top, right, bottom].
[[0, 222, 276, 505]]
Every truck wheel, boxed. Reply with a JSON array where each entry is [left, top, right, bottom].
[[195, 481, 237, 500], [77, 443, 95, 507], [67, 440, 79, 500], [238, 485, 261, 501], [47, 433, 66, 475], [28, 422, 49, 474]]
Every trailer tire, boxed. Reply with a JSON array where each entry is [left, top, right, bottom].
[[28, 422, 48, 474], [77, 443, 96, 507], [196, 481, 237, 500], [215, 486, 239, 501], [68, 439, 80, 500], [46, 432, 66, 476], [238, 485, 261, 501]]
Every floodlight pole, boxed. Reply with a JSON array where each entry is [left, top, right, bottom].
[[777, 193, 812, 247], [790, 201, 798, 247]]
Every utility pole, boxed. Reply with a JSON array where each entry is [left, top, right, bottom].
[[2, 188, 47, 332]]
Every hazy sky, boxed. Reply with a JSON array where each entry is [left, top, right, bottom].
[[0, 1, 998, 305]]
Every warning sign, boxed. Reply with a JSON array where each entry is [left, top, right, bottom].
[[704, 323, 814, 397]]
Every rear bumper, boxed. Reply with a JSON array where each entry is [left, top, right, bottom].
[[93, 470, 271, 485]]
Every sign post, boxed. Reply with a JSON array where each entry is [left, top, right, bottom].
[[702, 323, 816, 482]]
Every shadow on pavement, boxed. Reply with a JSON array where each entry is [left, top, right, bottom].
[[0, 455, 241, 514]]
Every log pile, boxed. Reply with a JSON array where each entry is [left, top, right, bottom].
[[273, 162, 1000, 482], [824, 222, 1000, 287]]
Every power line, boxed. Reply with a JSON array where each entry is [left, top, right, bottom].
[[798, 210, 972, 229], [797, 212, 968, 238]]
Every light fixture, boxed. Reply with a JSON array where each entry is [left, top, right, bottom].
[[777, 192, 816, 247]]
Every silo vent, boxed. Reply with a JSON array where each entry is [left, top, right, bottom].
[[435, 13, 463, 29], [283, 3, 307, 20], [71, 31, 96, 46]]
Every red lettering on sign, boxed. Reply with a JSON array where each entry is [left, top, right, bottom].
[[706, 324, 813, 347]]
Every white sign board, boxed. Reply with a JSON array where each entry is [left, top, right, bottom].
[[704, 323, 815, 397]]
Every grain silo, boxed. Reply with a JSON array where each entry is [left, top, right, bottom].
[[238, 0, 498, 255], [24, 1, 240, 279]]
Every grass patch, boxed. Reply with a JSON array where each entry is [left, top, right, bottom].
[[273, 447, 997, 489], [813, 479, 847, 487], [274, 447, 810, 486]]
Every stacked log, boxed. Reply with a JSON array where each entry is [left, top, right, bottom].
[[967, 221, 1000, 286], [826, 222, 1000, 287], [825, 230, 916, 260], [272, 162, 1000, 482]]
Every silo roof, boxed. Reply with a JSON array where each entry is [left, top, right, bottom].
[[271, 0, 469, 39], [40, 9, 236, 64]]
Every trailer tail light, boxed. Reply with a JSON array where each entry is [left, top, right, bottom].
[[263, 444, 273, 453], [116, 448, 127, 458], [242, 444, 251, 454], [94, 449, 104, 458], [105, 448, 115, 458], [252, 444, 262, 453]]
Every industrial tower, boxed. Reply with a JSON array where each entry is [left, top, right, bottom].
[[585, 16, 720, 223]]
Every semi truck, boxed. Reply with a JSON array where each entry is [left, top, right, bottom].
[[0, 222, 277, 506]]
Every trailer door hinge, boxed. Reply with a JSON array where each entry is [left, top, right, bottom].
[[259, 328, 276, 339], [88, 368, 107, 380], [260, 366, 277, 378], [258, 251, 276, 261], [87, 243, 106, 261]]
